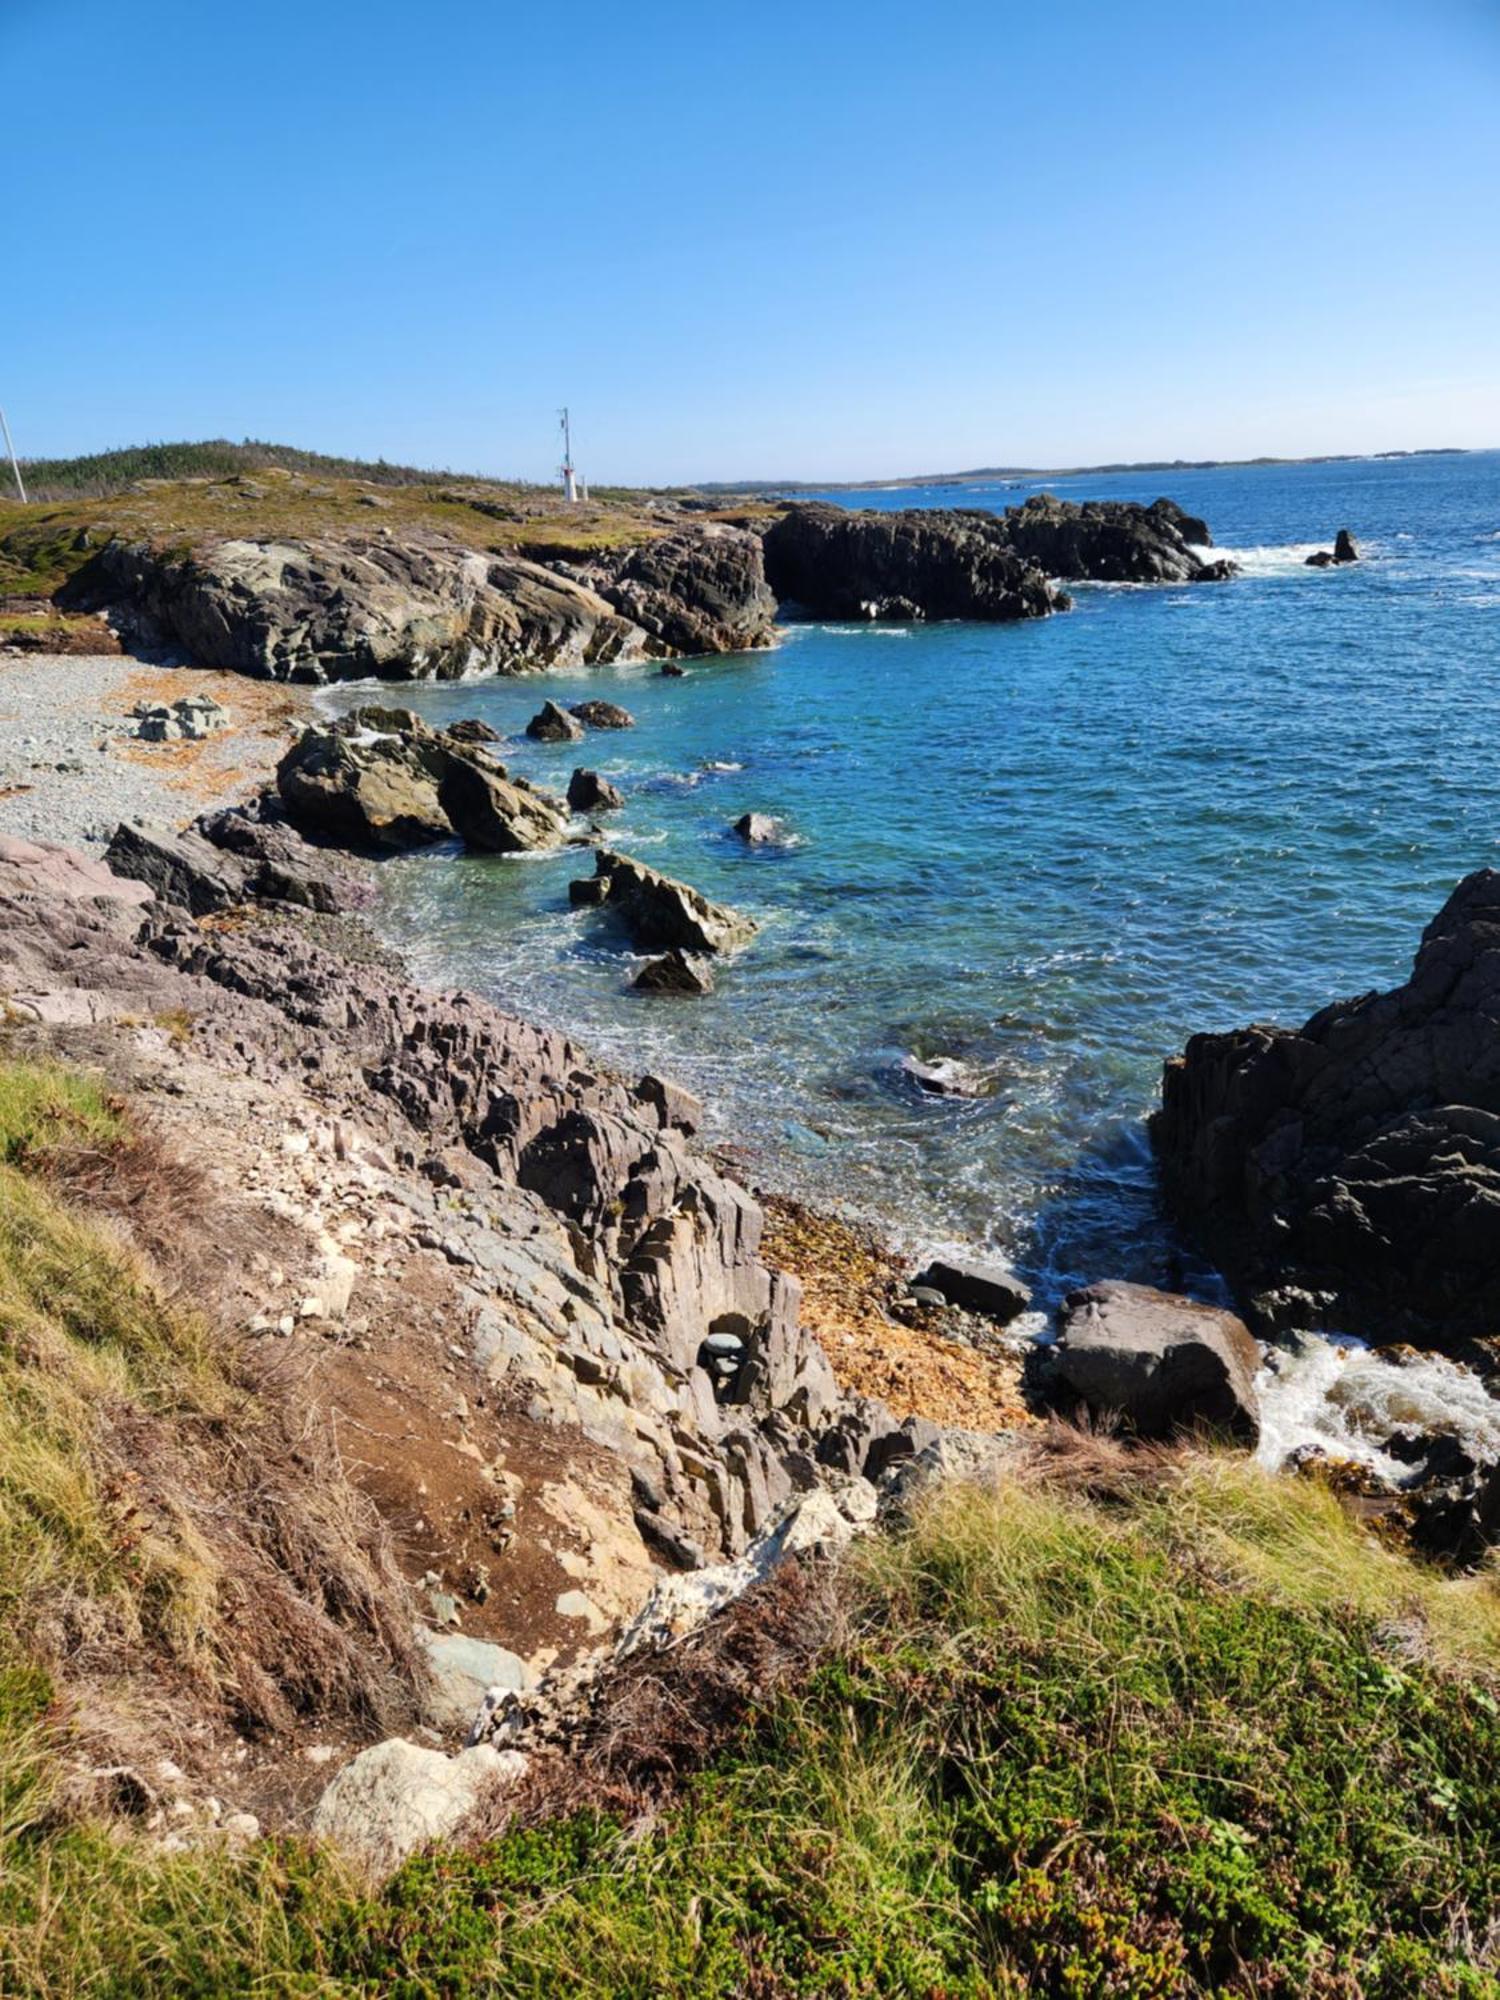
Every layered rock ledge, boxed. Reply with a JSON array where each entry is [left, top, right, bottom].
[[61, 522, 778, 683]]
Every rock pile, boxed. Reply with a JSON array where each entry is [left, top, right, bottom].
[[276, 707, 568, 854]]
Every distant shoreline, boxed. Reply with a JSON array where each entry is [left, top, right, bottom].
[[697, 444, 1479, 497]]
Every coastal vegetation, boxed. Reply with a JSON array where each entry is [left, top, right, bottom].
[[0, 1056, 1494, 1997], [0, 444, 751, 620]]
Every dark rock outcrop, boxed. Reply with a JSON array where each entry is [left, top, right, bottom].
[[912, 1257, 1030, 1324], [277, 708, 566, 855], [568, 700, 634, 731], [993, 493, 1226, 584], [731, 812, 780, 845], [567, 769, 624, 813], [195, 801, 372, 912], [631, 950, 715, 996], [1153, 869, 1500, 1348], [1053, 1281, 1261, 1440], [572, 850, 757, 955], [762, 503, 1066, 623], [104, 821, 254, 916], [1306, 530, 1359, 569], [525, 700, 584, 744], [584, 527, 777, 657]]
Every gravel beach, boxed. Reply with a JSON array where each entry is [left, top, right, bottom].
[[0, 652, 306, 848]]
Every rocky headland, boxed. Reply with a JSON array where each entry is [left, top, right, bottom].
[[5, 458, 1250, 686]]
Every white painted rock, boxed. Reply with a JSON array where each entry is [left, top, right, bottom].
[[312, 1738, 526, 1875]]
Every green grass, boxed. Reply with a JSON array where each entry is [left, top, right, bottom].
[[3, 1429, 1498, 1996]]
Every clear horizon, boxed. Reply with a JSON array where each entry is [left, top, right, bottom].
[[3, 0, 1498, 486]]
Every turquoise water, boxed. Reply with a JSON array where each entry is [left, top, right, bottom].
[[331, 449, 1500, 1316]]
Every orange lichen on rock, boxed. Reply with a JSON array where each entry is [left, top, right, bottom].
[[761, 1192, 1035, 1433]]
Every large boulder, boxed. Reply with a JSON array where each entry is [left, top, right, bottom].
[[276, 709, 566, 855], [277, 708, 451, 849], [994, 493, 1225, 584], [1153, 869, 1500, 1348], [568, 768, 623, 813], [1334, 529, 1359, 564], [104, 821, 255, 915], [1054, 1281, 1261, 1440], [571, 849, 757, 954], [62, 534, 648, 683], [436, 754, 567, 854], [312, 1739, 526, 1875], [568, 699, 634, 730], [194, 802, 373, 912], [632, 949, 715, 995], [762, 503, 1066, 622], [912, 1257, 1030, 1323], [525, 700, 584, 743]]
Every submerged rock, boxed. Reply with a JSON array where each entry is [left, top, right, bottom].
[[573, 849, 757, 954], [1054, 1281, 1261, 1441], [732, 812, 782, 845], [1306, 530, 1359, 569], [1154, 868, 1500, 1350], [631, 949, 715, 995]]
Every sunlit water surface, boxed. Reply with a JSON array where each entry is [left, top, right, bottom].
[[325, 450, 1500, 1462]]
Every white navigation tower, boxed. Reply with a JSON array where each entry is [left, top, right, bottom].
[[0, 408, 26, 503], [559, 406, 577, 503]]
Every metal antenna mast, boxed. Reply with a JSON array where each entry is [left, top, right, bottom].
[[0, 409, 27, 504], [558, 407, 577, 503]]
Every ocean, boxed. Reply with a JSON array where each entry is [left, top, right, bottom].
[[325, 448, 1500, 1466]]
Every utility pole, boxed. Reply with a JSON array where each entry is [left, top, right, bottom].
[[0, 409, 26, 504], [558, 407, 577, 503]]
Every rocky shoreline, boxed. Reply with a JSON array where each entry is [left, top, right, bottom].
[[42, 487, 1238, 685]]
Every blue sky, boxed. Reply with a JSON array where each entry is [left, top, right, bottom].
[[2, 0, 1497, 483]]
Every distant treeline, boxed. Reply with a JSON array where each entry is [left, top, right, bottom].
[[14, 439, 515, 503]]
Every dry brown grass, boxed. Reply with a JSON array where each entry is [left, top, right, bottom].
[[0, 1062, 424, 1757], [476, 1560, 842, 1839]]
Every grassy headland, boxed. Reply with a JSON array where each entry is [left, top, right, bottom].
[[0, 442, 771, 620]]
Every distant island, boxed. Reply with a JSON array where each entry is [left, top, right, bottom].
[[696, 445, 1475, 496]]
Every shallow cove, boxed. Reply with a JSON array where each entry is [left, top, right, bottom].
[[323, 451, 1500, 1351]]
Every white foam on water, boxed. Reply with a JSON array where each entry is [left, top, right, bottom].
[[1256, 1336, 1500, 1478], [1194, 541, 1333, 577]]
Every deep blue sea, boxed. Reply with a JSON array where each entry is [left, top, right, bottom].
[[329, 449, 1500, 1325]]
